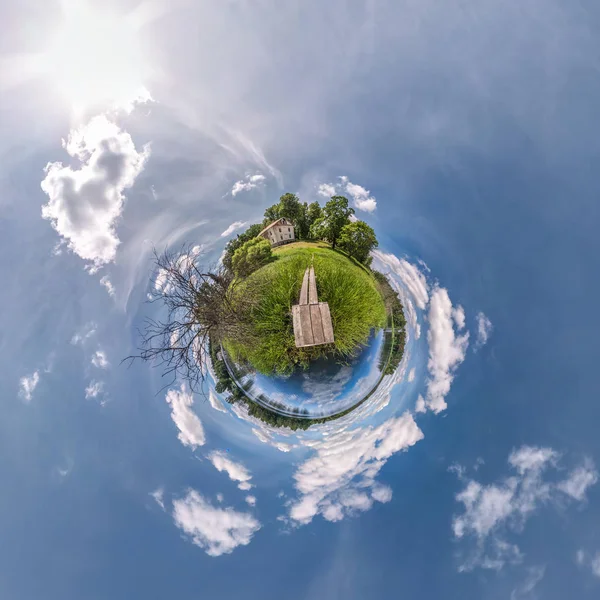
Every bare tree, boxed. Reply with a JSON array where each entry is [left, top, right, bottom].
[[128, 245, 260, 391]]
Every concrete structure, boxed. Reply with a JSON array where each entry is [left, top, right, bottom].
[[258, 217, 295, 247], [291, 266, 335, 348]]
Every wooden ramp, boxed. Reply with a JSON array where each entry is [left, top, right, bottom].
[[292, 266, 335, 348]]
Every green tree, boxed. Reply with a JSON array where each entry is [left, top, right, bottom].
[[263, 193, 309, 238], [305, 201, 322, 238], [310, 196, 355, 249], [222, 223, 264, 271], [262, 205, 280, 225], [309, 216, 327, 241], [337, 220, 378, 266], [295, 202, 310, 239], [277, 193, 303, 224], [307, 202, 322, 223], [215, 380, 230, 394], [231, 237, 272, 278], [279, 194, 309, 239]]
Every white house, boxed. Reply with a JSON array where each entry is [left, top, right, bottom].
[[258, 217, 295, 247]]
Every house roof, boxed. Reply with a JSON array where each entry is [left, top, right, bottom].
[[258, 218, 293, 237]]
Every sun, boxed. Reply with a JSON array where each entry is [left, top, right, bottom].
[[43, 0, 151, 114]]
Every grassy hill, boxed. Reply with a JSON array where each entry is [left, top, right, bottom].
[[222, 243, 386, 376]]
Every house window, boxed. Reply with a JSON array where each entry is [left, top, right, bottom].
[[279, 228, 281, 232], [280, 235, 283, 240], [288, 234, 291, 238], [288, 228, 290, 232]]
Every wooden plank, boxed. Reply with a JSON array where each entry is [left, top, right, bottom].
[[292, 305, 304, 347], [310, 304, 325, 345], [299, 268, 309, 305], [308, 266, 319, 304], [319, 302, 335, 344], [298, 305, 314, 346]]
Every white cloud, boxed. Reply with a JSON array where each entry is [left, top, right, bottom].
[[425, 285, 469, 413], [371, 251, 429, 310], [150, 487, 166, 511], [557, 458, 598, 501], [472, 539, 523, 572], [452, 446, 598, 571], [453, 305, 466, 330], [165, 386, 205, 449], [221, 221, 247, 237], [52, 240, 65, 256], [56, 460, 73, 479], [317, 183, 336, 197], [317, 176, 377, 212], [91, 349, 109, 369], [231, 173, 265, 196], [508, 446, 558, 474], [71, 322, 97, 345], [591, 554, 600, 578], [274, 441, 293, 453], [41, 115, 150, 267], [288, 412, 423, 525], [407, 368, 416, 382], [453, 480, 516, 540], [208, 390, 227, 413], [415, 395, 426, 413], [172, 489, 260, 556], [407, 299, 421, 340], [510, 565, 545, 600], [154, 267, 172, 294], [371, 484, 393, 504], [300, 365, 353, 406], [85, 380, 104, 399], [340, 176, 377, 212], [252, 428, 270, 444], [245, 495, 257, 506], [19, 371, 40, 402], [575, 549, 600, 578], [476, 311, 493, 348], [223, 129, 282, 186], [209, 451, 253, 490], [100, 275, 115, 297]]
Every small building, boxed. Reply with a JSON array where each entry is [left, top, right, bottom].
[[258, 217, 295, 247]]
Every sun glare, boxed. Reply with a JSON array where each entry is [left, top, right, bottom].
[[45, 1, 150, 114]]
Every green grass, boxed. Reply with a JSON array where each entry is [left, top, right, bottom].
[[273, 240, 330, 252], [222, 244, 387, 376]]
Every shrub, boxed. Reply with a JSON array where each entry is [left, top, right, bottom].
[[222, 223, 263, 272], [231, 237, 272, 278]]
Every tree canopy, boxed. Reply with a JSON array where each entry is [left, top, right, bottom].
[[222, 223, 263, 272], [306, 201, 322, 230], [261, 194, 323, 240], [222, 192, 373, 277], [277, 193, 304, 224], [231, 237, 272, 278], [337, 220, 378, 266], [309, 196, 355, 249]]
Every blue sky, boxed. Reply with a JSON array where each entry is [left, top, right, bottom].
[[2, 0, 600, 598]]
